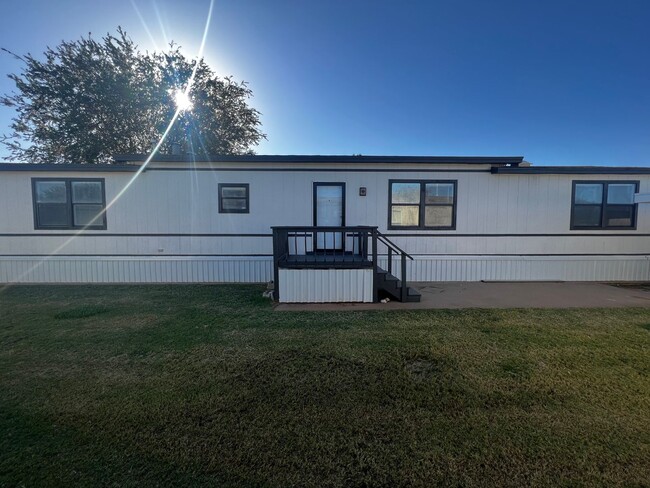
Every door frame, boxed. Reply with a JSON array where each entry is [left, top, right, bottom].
[[313, 182, 346, 251]]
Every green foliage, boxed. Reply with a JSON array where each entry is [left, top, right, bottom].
[[1, 28, 265, 163]]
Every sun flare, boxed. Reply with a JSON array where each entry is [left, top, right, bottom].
[[173, 89, 193, 112]]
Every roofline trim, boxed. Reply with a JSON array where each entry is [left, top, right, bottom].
[[492, 166, 650, 175], [112, 154, 525, 165], [0, 163, 140, 172], [2, 162, 648, 174]]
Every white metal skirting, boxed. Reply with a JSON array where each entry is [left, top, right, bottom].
[[0, 256, 273, 283], [0, 255, 648, 284], [279, 268, 374, 303], [381, 255, 650, 282]]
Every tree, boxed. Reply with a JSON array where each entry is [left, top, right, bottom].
[[1, 28, 265, 163]]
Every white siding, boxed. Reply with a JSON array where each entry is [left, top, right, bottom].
[[279, 269, 374, 302], [2, 167, 649, 237], [0, 162, 649, 284]]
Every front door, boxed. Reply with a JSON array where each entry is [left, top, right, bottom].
[[313, 183, 345, 250]]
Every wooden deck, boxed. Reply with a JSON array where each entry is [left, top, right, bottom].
[[281, 253, 373, 268], [272, 226, 419, 302]]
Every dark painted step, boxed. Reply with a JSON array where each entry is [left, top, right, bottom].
[[376, 267, 421, 302], [404, 287, 422, 302]]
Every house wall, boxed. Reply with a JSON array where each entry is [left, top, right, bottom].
[[0, 161, 649, 283]]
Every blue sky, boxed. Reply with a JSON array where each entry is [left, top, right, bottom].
[[1, 0, 649, 165]]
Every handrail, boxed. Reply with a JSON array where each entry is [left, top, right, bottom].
[[271, 225, 377, 232], [272, 225, 412, 259], [282, 231, 371, 238], [375, 231, 413, 260], [373, 228, 412, 301]]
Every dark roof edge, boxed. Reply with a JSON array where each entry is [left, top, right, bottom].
[[492, 166, 650, 175], [0, 163, 140, 172], [3, 162, 648, 175], [113, 154, 524, 165]]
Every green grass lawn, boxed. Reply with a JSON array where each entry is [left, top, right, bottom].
[[1, 285, 649, 487]]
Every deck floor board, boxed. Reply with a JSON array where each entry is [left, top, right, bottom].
[[281, 254, 372, 268]]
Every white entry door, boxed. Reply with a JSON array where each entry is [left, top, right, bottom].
[[314, 183, 345, 250]]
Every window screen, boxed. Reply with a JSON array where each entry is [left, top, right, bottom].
[[219, 184, 249, 213], [389, 180, 456, 229], [33, 179, 106, 229], [571, 181, 637, 229]]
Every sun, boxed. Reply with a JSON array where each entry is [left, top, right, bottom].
[[173, 89, 193, 112]]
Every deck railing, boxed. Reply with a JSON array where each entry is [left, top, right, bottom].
[[271, 226, 413, 302]]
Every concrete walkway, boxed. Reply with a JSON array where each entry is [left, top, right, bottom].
[[274, 282, 650, 311]]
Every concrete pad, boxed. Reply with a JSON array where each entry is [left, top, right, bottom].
[[274, 282, 650, 311]]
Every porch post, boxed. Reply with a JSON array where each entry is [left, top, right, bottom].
[[401, 253, 407, 302], [272, 228, 280, 301], [372, 228, 379, 303]]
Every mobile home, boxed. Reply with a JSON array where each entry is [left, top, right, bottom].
[[0, 155, 648, 303]]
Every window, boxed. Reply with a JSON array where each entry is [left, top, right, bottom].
[[571, 180, 638, 230], [32, 178, 106, 229], [218, 184, 249, 213], [389, 180, 456, 229]]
